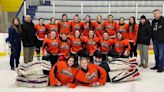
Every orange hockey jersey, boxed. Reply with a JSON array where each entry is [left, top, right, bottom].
[[128, 24, 139, 44], [35, 24, 47, 40], [45, 23, 59, 36], [59, 40, 70, 59], [116, 23, 129, 39], [99, 37, 114, 54], [76, 64, 107, 87], [92, 21, 104, 37], [49, 60, 78, 86], [81, 36, 99, 55], [57, 20, 71, 35], [103, 21, 118, 37], [69, 35, 83, 54], [42, 38, 59, 55], [71, 21, 83, 35], [113, 38, 131, 54], [82, 22, 93, 37]]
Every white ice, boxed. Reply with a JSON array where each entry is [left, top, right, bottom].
[[0, 55, 164, 92]]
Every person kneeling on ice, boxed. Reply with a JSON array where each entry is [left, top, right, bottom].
[[49, 56, 78, 88], [75, 57, 107, 87], [109, 32, 131, 58], [42, 31, 60, 66]]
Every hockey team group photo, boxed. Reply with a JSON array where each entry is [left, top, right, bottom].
[[0, 0, 164, 92]]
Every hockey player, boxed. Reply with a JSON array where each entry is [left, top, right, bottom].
[[116, 17, 129, 39], [75, 57, 107, 87], [99, 32, 114, 61], [103, 15, 118, 38], [35, 18, 47, 60], [42, 31, 59, 66], [82, 15, 93, 37], [128, 16, 138, 57], [111, 32, 131, 58], [59, 33, 71, 59], [69, 30, 83, 67], [70, 14, 83, 35], [49, 56, 78, 88], [92, 15, 104, 37], [57, 14, 71, 35], [81, 30, 99, 63], [46, 17, 59, 36]]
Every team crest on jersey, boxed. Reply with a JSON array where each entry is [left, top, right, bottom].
[[86, 72, 97, 81], [50, 28, 57, 31], [50, 42, 58, 46], [73, 41, 81, 45], [88, 40, 96, 45], [115, 42, 123, 47], [107, 24, 114, 30], [118, 26, 126, 32], [62, 23, 69, 28], [101, 43, 109, 48], [84, 24, 89, 29], [61, 69, 72, 77], [61, 45, 69, 49], [39, 27, 46, 32], [74, 24, 80, 29], [118, 29, 126, 32], [97, 25, 103, 30]]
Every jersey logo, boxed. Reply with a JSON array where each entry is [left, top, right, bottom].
[[60, 45, 69, 49], [73, 41, 81, 45], [62, 23, 69, 28], [86, 72, 97, 81], [50, 42, 58, 46], [101, 43, 109, 48], [107, 24, 114, 30], [97, 25, 103, 30], [115, 42, 123, 47], [84, 24, 89, 29], [39, 27, 46, 32], [88, 41, 96, 45], [118, 26, 126, 32], [61, 69, 72, 77], [50, 28, 58, 31], [74, 24, 80, 29]]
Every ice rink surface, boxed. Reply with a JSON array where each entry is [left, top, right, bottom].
[[0, 55, 164, 92]]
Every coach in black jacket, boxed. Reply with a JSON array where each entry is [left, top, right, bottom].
[[151, 9, 164, 72], [22, 15, 36, 63]]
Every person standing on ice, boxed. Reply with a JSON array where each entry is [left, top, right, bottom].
[[22, 15, 36, 63], [34, 18, 47, 61], [7, 17, 22, 70], [137, 15, 151, 69], [151, 9, 164, 72], [128, 16, 139, 58]]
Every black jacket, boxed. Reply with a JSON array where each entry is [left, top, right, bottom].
[[7, 26, 22, 53], [98, 61, 111, 82], [8, 26, 21, 46], [22, 21, 36, 47], [137, 21, 151, 45], [152, 16, 164, 43]]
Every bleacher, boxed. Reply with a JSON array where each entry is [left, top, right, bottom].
[[25, 0, 164, 24]]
